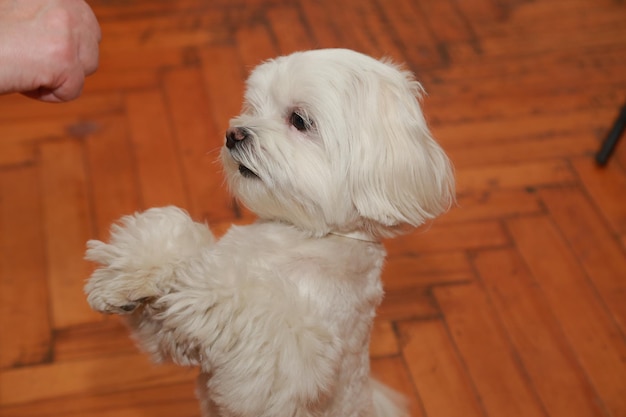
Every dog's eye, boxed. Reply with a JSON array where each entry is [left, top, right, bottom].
[[289, 111, 311, 132]]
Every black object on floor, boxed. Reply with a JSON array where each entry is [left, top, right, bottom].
[[596, 103, 626, 166]]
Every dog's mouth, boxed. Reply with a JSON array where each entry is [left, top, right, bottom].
[[238, 164, 259, 179], [226, 147, 260, 179]]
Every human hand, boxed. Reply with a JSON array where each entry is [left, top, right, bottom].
[[0, 0, 101, 102]]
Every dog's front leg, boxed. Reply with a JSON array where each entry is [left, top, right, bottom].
[[152, 267, 343, 417], [85, 207, 342, 415], [85, 206, 214, 313], [84, 206, 216, 366]]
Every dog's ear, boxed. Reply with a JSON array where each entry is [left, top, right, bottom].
[[349, 67, 455, 236]]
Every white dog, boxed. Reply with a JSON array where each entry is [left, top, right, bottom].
[[85, 48, 454, 417]]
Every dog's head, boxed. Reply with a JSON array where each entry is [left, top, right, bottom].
[[221, 48, 454, 239]]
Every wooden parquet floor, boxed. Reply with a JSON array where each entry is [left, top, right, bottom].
[[1, 0, 626, 416]]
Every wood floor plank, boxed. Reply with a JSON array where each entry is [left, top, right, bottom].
[[90, 0, 257, 19], [384, 220, 509, 253], [125, 90, 188, 209], [498, 0, 618, 28], [84, 115, 140, 239], [370, 319, 400, 358], [571, 156, 626, 236], [424, 87, 624, 127], [299, 0, 343, 47], [163, 67, 236, 223], [445, 133, 598, 169], [54, 317, 137, 363], [384, 249, 470, 269], [455, 159, 577, 194], [98, 43, 195, 72], [235, 18, 279, 71], [0, 137, 37, 167], [0, 116, 79, 143], [199, 45, 246, 135], [40, 138, 100, 328], [398, 320, 484, 417], [0, 353, 196, 406], [99, 11, 227, 51], [452, 0, 505, 28], [377, 286, 439, 321], [0, 93, 123, 122], [434, 284, 547, 417], [507, 216, 626, 417], [371, 356, 426, 417], [0, 114, 120, 168], [329, 0, 405, 60], [418, 0, 477, 44], [0, 166, 51, 369], [540, 186, 626, 334], [441, 189, 543, 223], [382, 252, 473, 289], [311, 1, 367, 53], [354, 1, 408, 63], [84, 69, 160, 94], [1, 380, 198, 417], [426, 42, 626, 91], [474, 248, 608, 417], [478, 15, 626, 59], [267, 5, 316, 54], [376, 0, 443, 69]]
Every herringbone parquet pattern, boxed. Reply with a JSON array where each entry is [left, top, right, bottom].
[[1, 0, 625, 416]]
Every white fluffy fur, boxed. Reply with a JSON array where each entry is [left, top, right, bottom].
[[85, 49, 454, 417]]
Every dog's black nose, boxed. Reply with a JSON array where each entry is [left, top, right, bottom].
[[225, 127, 250, 149]]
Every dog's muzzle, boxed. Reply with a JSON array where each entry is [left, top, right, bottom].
[[225, 127, 259, 179]]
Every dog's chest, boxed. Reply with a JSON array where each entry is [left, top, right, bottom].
[[217, 222, 385, 318]]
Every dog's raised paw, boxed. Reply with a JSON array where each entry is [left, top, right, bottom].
[[84, 206, 214, 317], [118, 297, 152, 313], [84, 260, 161, 315], [85, 281, 152, 315], [92, 299, 140, 315]]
